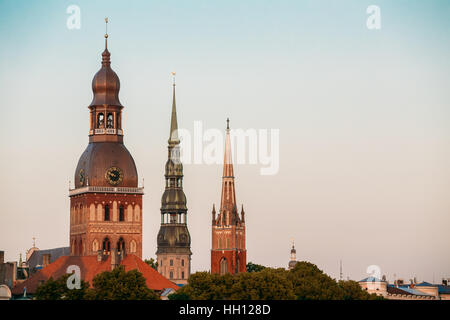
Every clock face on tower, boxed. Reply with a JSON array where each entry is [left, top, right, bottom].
[[105, 166, 123, 185]]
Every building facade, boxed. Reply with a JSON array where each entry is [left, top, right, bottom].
[[156, 78, 192, 285], [69, 31, 144, 258], [211, 120, 246, 275]]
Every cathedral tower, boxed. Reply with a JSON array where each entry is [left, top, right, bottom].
[[69, 24, 143, 258], [211, 119, 246, 274], [156, 75, 192, 285]]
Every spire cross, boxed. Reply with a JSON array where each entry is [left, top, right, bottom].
[[104, 17, 109, 49]]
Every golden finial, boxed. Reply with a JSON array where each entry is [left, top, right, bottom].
[[171, 71, 176, 86]]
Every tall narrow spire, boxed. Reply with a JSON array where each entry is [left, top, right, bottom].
[[219, 119, 237, 222], [169, 72, 179, 144]]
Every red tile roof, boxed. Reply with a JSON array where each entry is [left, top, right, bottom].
[[12, 254, 178, 296]]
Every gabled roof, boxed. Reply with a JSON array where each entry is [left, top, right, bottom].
[[416, 281, 434, 287], [27, 247, 70, 271], [437, 285, 450, 294], [12, 254, 178, 296], [359, 277, 384, 283]]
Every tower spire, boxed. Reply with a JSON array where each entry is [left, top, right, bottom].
[[220, 118, 236, 217], [169, 72, 179, 144]]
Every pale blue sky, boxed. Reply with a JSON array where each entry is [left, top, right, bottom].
[[1, 0, 449, 282]]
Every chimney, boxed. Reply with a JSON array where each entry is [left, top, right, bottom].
[[42, 254, 51, 267], [443, 279, 449, 286], [97, 250, 103, 262], [0, 251, 4, 264], [110, 248, 119, 270]]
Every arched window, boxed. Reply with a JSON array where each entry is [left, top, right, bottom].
[[169, 271, 173, 279], [104, 205, 110, 221], [102, 237, 111, 254], [92, 239, 99, 253], [181, 259, 184, 267], [119, 205, 124, 221], [170, 259, 173, 267], [130, 240, 136, 253], [117, 237, 125, 254], [97, 113, 104, 128], [106, 113, 114, 128], [220, 258, 228, 275], [181, 271, 185, 279]]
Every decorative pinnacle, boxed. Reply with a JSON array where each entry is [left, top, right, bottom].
[[226, 118, 230, 130]]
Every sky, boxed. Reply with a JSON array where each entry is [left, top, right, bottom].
[[0, 0, 449, 283]]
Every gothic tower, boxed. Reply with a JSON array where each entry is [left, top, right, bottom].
[[211, 119, 246, 274], [156, 75, 192, 285], [69, 25, 143, 258]]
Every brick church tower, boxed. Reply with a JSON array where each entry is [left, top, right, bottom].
[[156, 75, 192, 285], [69, 26, 144, 258], [211, 119, 246, 274]]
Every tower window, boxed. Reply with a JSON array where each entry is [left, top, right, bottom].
[[119, 205, 124, 221], [117, 238, 125, 254], [170, 271, 173, 279], [170, 259, 173, 266], [97, 113, 104, 128], [182, 271, 185, 279], [181, 259, 184, 267], [107, 113, 114, 128], [220, 258, 228, 275], [102, 237, 111, 253], [104, 205, 110, 221]]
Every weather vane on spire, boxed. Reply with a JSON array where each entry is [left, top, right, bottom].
[[171, 71, 176, 86]]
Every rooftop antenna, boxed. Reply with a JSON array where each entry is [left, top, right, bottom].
[[339, 260, 343, 281], [32, 237, 36, 248]]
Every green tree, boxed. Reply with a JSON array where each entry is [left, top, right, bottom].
[[338, 280, 383, 300], [86, 266, 159, 300], [35, 274, 90, 300], [144, 258, 158, 271], [230, 268, 295, 300], [246, 262, 266, 273], [288, 261, 344, 300]]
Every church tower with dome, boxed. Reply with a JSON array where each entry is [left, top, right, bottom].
[[69, 23, 144, 258], [156, 75, 192, 285]]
